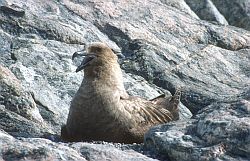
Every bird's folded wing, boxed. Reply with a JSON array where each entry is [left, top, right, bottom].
[[121, 96, 174, 126]]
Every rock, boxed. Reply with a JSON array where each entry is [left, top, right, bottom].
[[121, 39, 250, 113], [0, 130, 87, 161], [123, 72, 169, 100], [145, 100, 250, 161], [160, 0, 200, 19], [212, 0, 250, 31], [185, 0, 228, 25], [70, 142, 158, 161], [0, 130, 157, 161], [8, 38, 82, 134], [0, 65, 42, 122], [0, 4, 25, 17], [0, 65, 50, 137], [0, 0, 249, 160]]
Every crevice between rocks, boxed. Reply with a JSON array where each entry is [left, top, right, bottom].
[[9, 42, 17, 61]]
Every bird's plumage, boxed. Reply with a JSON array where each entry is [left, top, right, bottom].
[[61, 42, 180, 143]]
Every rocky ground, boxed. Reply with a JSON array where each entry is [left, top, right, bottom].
[[0, 0, 249, 160]]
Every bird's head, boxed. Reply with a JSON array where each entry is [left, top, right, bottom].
[[72, 42, 124, 72]]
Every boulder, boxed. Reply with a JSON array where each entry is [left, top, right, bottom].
[[185, 0, 228, 25], [212, 0, 250, 31], [145, 100, 250, 161], [0, 0, 249, 160], [0, 130, 157, 161]]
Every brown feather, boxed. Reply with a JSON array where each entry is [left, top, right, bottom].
[[61, 42, 181, 143]]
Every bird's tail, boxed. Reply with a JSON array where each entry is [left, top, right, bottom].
[[168, 88, 181, 120], [150, 88, 181, 121]]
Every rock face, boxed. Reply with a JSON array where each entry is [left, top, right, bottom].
[[0, 129, 157, 161], [212, 0, 250, 31], [145, 100, 250, 161], [0, 0, 249, 160], [185, 0, 228, 25]]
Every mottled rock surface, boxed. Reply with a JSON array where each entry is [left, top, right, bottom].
[[212, 0, 250, 31], [145, 100, 250, 161], [0, 0, 249, 160], [185, 0, 228, 25], [0, 130, 158, 161]]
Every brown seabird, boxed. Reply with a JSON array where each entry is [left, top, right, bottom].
[[61, 42, 180, 143]]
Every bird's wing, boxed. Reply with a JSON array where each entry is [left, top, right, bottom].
[[120, 96, 174, 126], [150, 89, 181, 121]]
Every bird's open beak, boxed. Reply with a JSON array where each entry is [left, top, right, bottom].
[[72, 50, 96, 72]]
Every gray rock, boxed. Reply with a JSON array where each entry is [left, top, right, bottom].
[[212, 0, 250, 31], [145, 100, 250, 161], [0, 130, 86, 161], [0, 65, 49, 137], [70, 142, 158, 161], [0, 130, 157, 161], [185, 0, 229, 25], [8, 38, 83, 134], [120, 39, 250, 113], [160, 0, 200, 19], [123, 72, 170, 100], [0, 0, 249, 160]]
